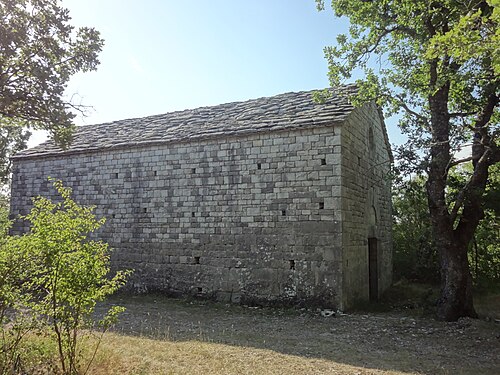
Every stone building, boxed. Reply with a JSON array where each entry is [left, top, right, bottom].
[[10, 88, 392, 310]]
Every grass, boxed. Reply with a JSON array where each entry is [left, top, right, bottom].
[[17, 332, 409, 375], [6, 286, 500, 375]]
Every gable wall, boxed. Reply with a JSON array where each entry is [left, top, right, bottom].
[[340, 103, 393, 308], [11, 125, 345, 307]]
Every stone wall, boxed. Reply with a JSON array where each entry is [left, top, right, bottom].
[[10, 103, 393, 310], [11, 124, 347, 308], [339, 102, 393, 308]]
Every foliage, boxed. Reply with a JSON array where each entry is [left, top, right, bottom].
[[471, 208, 500, 290], [316, 0, 499, 172], [0, 119, 30, 185], [392, 178, 439, 283], [0, 179, 130, 374], [0, 0, 104, 182], [0, 216, 38, 374], [392, 167, 500, 290], [0, 197, 9, 237], [317, 0, 499, 320], [450, 164, 500, 290]]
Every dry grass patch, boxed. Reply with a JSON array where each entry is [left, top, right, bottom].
[[94, 294, 499, 375], [13, 293, 499, 374], [89, 332, 406, 375]]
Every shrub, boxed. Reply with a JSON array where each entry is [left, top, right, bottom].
[[0, 179, 130, 374], [392, 177, 440, 283]]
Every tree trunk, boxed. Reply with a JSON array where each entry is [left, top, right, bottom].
[[426, 79, 479, 321], [436, 239, 477, 321]]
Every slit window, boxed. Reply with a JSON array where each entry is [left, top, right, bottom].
[[191, 168, 196, 174], [143, 208, 147, 213], [319, 202, 324, 210], [191, 212, 196, 218], [369, 127, 375, 151], [194, 256, 200, 264], [257, 163, 262, 170], [281, 210, 286, 216], [289, 260, 295, 270], [113, 172, 119, 178], [321, 158, 326, 165]]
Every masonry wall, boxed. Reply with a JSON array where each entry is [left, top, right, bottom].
[[340, 103, 393, 308], [11, 125, 346, 308]]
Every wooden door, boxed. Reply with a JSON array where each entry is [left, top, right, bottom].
[[368, 237, 378, 302]]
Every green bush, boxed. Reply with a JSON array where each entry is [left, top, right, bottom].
[[393, 166, 500, 291], [467, 167, 500, 292], [392, 177, 440, 283], [0, 179, 131, 374]]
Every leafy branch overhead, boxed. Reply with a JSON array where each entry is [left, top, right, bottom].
[[0, 0, 104, 148], [317, 0, 498, 168]]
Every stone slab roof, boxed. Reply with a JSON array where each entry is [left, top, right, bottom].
[[14, 88, 357, 159]]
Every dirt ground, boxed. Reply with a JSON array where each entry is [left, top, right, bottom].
[[97, 294, 499, 375]]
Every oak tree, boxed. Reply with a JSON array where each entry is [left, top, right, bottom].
[[0, 0, 104, 181], [317, 0, 499, 320]]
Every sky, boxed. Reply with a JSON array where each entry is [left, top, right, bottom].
[[29, 0, 404, 147]]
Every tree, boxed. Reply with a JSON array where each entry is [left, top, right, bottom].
[[448, 164, 500, 290], [0, 0, 104, 181], [0, 119, 30, 185], [316, 0, 499, 320], [392, 177, 439, 283], [392, 167, 499, 288]]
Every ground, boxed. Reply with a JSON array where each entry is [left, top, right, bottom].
[[92, 294, 500, 375]]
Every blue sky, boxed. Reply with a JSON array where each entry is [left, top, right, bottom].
[[30, 0, 404, 146]]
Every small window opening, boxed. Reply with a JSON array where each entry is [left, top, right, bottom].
[[321, 158, 326, 165], [191, 168, 196, 174], [143, 208, 147, 213], [358, 156, 361, 166], [191, 212, 196, 217], [154, 170, 157, 176], [194, 256, 200, 264], [197, 287, 203, 293], [113, 172, 118, 178], [281, 209, 286, 216], [319, 202, 324, 210], [111, 214, 116, 219], [257, 163, 262, 170], [368, 127, 375, 151], [289, 260, 295, 270]]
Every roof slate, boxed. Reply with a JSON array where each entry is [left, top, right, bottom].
[[14, 88, 356, 159]]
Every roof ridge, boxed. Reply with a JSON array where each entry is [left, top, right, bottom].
[[14, 87, 356, 159], [76, 87, 350, 128]]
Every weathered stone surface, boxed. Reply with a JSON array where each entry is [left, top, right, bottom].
[[9, 90, 392, 310], [339, 102, 393, 308], [13, 88, 359, 160]]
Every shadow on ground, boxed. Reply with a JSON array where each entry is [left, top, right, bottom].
[[97, 294, 500, 375]]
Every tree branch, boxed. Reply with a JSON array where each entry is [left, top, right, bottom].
[[395, 95, 429, 124], [447, 156, 473, 170], [449, 111, 477, 118], [452, 145, 495, 231]]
